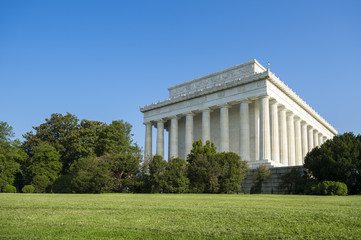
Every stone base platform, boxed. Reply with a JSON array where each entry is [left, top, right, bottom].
[[241, 165, 305, 194]]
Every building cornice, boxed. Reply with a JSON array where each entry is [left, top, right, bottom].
[[140, 71, 269, 112]]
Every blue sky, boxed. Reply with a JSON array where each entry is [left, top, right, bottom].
[[1, 0, 361, 152]]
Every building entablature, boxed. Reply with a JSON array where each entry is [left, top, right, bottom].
[[141, 67, 336, 136]]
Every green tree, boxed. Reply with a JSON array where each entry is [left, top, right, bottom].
[[23, 113, 79, 173], [216, 152, 248, 193], [163, 157, 189, 193], [0, 122, 26, 191], [187, 140, 216, 164], [96, 120, 135, 156], [25, 142, 62, 186], [148, 155, 167, 193], [32, 175, 51, 193], [187, 140, 221, 193], [68, 120, 105, 159], [106, 152, 142, 193], [70, 155, 114, 193], [304, 132, 361, 194], [250, 164, 270, 194]]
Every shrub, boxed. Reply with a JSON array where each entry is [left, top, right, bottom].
[[278, 168, 305, 194], [52, 175, 72, 193], [3, 184, 16, 193], [250, 164, 270, 194], [22, 185, 35, 193], [32, 175, 51, 193], [311, 181, 348, 196], [304, 132, 361, 194]]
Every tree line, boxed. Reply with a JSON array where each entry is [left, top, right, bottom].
[[0, 113, 248, 193], [1, 113, 360, 195]]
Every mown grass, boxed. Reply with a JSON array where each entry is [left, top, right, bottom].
[[0, 193, 360, 239]]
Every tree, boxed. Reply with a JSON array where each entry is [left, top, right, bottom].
[[278, 168, 305, 194], [148, 155, 167, 193], [0, 122, 26, 191], [32, 175, 51, 193], [23, 113, 79, 173], [96, 120, 135, 156], [162, 158, 189, 193], [68, 119, 105, 159], [25, 142, 62, 186], [107, 152, 142, 193], [304, 132, 361, 194], [187, 140, 216, 164], [70, 155, 114, 193], [250, 164, 270, 194], [216, 152, 248, 193]]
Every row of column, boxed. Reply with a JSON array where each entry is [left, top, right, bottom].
[[144, 96, 327, 166]]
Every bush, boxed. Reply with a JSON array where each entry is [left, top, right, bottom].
[[304, 132, 361, 194], [311, 181, 348, 196], [162, 157, 189, 193], [22, 185, 35, 193], [3, 184, 16, 193], [52, 175, 72, 193], [250, 165, 270, 194], [278, 168, 305, 194], [32, 175, 51, 193]]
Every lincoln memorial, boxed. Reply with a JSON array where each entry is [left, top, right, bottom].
[[140, 60, 337, 168]]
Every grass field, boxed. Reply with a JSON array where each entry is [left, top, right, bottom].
[[0, 194, 360, 239]]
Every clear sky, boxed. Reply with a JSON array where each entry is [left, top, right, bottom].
[[1, 0, 361, 154]]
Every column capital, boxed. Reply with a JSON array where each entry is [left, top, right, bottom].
[[286, 111, 294, 117], [240, 98, 252, 104], [143, 121, 154, 125], [219, 103, 231, 109], [186, 111, 196, 117], [294, 116, 301, 122], [170, 115, 181, 120], [156, 119, 166, 124], [279, 105, 287, 111], [201, 108, 213, 113], [269, 99, 279, 105], [259, 94, 270, 100]]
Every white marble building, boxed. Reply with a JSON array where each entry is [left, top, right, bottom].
[[140, 60, 337, 168]]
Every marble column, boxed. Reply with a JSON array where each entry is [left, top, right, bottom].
[[259, 96, 271, 160], [301, 122, 308, 160], [202, 109, 211, 144], [240, 100, 251, 161], [287, 112, 295, 166], [313, 130, 319, 148], [294, 117, 302, 165], [254, 100, 260, 161], [144, 122, 152, 160], [308, 126, 314, 152], [220, 105, 230, 152], [318, 134, 323, 146], [156, 120, 164, 158], [279, 107, 288, 165], [185, 112, 195, 157], [169, 116, 179, 158], [270, 99, 280, 163], [323, 136, 328, 144]]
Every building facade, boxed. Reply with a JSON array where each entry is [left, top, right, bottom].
[[140, 60, 337, 168]]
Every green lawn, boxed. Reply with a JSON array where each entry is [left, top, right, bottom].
[[0, 194, 360, 239]]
